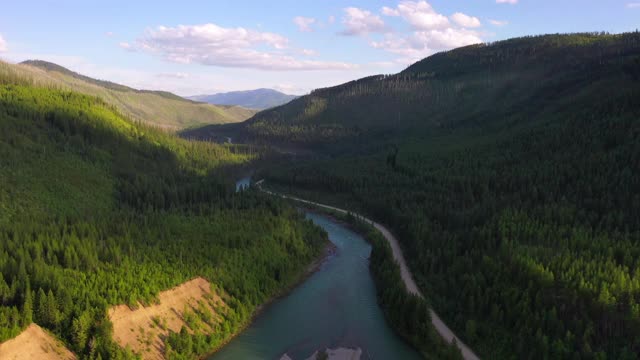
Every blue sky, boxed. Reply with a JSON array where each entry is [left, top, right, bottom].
[[1, 0, 638, 95]]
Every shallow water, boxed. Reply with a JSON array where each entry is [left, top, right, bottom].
[[209, 180, 422, 360]]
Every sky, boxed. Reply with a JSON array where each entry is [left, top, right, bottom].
[[0, 1, 638, 96]]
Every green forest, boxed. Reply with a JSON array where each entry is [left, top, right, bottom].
[[252, 33, 640, 359], [0, 72, 327, 359], [3, 30, 640, 360], [343, 212, 464, 360], [228, 32, 640, 146]]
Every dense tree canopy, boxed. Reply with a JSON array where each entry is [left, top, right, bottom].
[[254, 32, 640, 359], [0, 75, 326, 359]]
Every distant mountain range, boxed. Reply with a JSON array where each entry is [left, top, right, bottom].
[[188, 88, 298, 110]]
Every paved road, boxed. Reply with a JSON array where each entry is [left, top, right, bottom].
[[257, 182, 480, 360]]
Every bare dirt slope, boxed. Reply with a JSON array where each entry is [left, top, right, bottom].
[[108, 277, 225, 359], [0, 324, 76, 360]]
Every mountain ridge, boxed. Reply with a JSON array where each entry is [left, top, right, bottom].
[[188, 88, 298, 110], [2, 60, 256, 129], [226, 32, 640, 145], [0, 65, 326, 359], [246, 31, 640, 359]]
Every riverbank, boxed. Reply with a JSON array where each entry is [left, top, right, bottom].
[[257, 182, 479, 360], [210, 208, 423, 359], [203, 239, 336, 359]]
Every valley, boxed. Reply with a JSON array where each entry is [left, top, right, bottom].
[[210, 187, 424, 360], [249, 32, 640, 359], [0, 5, 639, 358], [256, 182, 478, 360], [0, 69, 327, 359]]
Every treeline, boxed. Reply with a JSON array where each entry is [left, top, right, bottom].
[[261, 99, 640, 358], [0, 205, 325, 358], [339, 213, 463, 360], [0, 79, 326, 359], [241, 32, 640, 147], [256, 33, 640, 358]]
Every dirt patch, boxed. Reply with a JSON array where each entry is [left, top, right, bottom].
[[0, 324, 76, 360], [108, 277, 225, 359]]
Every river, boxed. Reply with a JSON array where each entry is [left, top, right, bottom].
[[209, 179, 422, 359]]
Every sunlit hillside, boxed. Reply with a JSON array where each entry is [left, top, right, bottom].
[[0, 60, 256, 129]]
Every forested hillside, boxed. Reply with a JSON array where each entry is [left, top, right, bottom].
[[239, 32, 640, 146], [0, 70, 326, 359], [252, 32, 640, 358], [1, 60, 256, 130]]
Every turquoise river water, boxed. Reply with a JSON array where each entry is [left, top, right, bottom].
[[209, 179, 422, 359]]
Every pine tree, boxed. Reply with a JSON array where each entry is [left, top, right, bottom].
[[71, 311, 91, 352], [46, 290, 59, 329], [36, 288, 47, 326], [22, 282, 33, 326]]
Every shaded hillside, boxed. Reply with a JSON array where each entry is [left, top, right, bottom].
[[189, 88, 297, 110], [240, 32, 640, 145], [253, 32, 640, 359], [0, 69, 326, 359], [0, 60, 256, 129]]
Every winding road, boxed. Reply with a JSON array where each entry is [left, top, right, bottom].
[[256, 180, 480, 360]]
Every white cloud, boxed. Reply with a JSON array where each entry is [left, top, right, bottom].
[[273, 83, 306, 94], [127, 23, 357, 71], [340, 7, 387, 36], [293, 16, 316, 32], [119, 42, 133, 51], [6, 50, 376, 96], [368, 61, 396, 69], [328, 15, 336, 24], [105, 32, 115, 37], [381, 6, 400, 16], [489, 19, 509, 26], [451, 13, 481, 28], [301, 49, 317, 56], [156, 72, 189, 79], [627, 2, 640, 8], [373, 2, 483, 63], [382, 1, 450, 30], [496, 0, 518, 4], [372, 27, 482, 64], [413, 28, 482, 49], [0, 34, 7, 52]]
